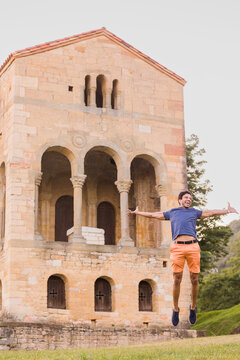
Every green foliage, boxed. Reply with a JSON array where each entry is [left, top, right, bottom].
[[198, 269, 240, 312], [192, 303, 240, 337], [186, 134, 212, 207], [186, 134, 232, 278], [227, 235, 240, 270]]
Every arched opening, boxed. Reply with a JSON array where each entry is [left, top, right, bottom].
[[97, 202, 115, 245], [130, 157, 159, 248], [0, 163, 6, 241], [84, 75, 90, 106], [0, 280, 2, 310], [139, 280, 152, 311], [111, 79, 118, 109], [96, 75, 106, 108], [95, 278, 112, 312], [84, 149, 120, 243], [55, 195, 73, 242], [40, 151, 73, 241], [47, 275, 66, 309]]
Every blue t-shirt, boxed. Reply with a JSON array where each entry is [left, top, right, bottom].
[[163, 207, 202, 241]]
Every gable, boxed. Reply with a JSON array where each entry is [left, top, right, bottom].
[[0, 28, 186, 85]]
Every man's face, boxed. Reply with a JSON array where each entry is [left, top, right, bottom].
[[179, 193, 192, 208]]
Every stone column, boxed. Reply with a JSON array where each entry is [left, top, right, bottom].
[[116, 91, 121, 110], [70, 175, 87, 243], [115, 180, 134, 247], [90, 87, 96, 107], [34, 172, 43, 240], [155, 183, 170, 251], [105, 88, 112, 109]]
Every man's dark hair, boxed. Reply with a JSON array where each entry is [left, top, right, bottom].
[[178, 191, 192, 201]]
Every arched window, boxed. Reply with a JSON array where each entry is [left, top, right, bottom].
[[97, 202, 115, 245], [47, 275, 66, 309], [95, 278, 112, 311], [84, 75, 90, 106], [111, 79, 118, 109], [96, 75, 106, 108], [139, 280, 152, 311], [55, 196, 73, 242], [0, 280, 2, 310]]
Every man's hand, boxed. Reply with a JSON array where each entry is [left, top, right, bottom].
[[127, 206, 139, 215], [227, 202, 239, 214]]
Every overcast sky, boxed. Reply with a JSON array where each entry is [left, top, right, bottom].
[[0, 0, 239, 225]]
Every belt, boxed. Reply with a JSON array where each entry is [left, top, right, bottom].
[[172, 239, 198, 244]]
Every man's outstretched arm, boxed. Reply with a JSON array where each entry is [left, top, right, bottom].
[[128, 206, 166, 220], [201, 202, 238, 219]]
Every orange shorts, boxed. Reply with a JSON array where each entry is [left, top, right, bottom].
[[170, 242, 200, 273]]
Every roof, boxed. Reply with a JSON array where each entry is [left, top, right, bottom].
[[0, 28, 186, 85]]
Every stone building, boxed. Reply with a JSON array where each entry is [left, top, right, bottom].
[[0, 28, 190, 332]]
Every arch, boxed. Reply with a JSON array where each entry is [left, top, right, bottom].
[[36, 143, 78, 176], [55, 195, 73, 242], [138, 280, 153, 311], [83, 143, 125, 179], [96, 74, 106, 108], [84, 75, 91, 106], [97, 202, 115, 245], [129, 151, 167, 184], [47, 275, 66, 309], [94, 277, 112, 312]]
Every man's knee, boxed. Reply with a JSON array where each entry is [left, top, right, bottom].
[[190, 273, 199, 286], [173, 272, 183, 285]]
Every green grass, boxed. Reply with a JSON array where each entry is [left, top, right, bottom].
[[0, 335, 240, 360], [192, 303, 240, 336]]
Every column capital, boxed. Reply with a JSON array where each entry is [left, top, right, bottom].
[[115, 180, 132, 193], [35, 172, 42, 187], [70, 175, 87, 188], [155, 183, 167, 197]]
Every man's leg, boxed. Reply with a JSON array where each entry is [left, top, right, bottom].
[[190, 272, 199, 309], [173, 272, 183, 311]]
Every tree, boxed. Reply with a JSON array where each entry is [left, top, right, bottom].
[[186, 134, 233, 279]]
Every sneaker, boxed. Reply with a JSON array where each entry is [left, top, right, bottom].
[[172, 308, 180, 326], [189, 305, 197, 324]]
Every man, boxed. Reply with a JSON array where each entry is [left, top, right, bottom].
[[128, 191, 238, 326]]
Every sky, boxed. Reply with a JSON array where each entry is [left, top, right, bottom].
[[0, 0, 239, 225]]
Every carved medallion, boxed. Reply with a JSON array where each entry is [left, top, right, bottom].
[[72, 134, 87, 148], [120, 139, 134, 153]]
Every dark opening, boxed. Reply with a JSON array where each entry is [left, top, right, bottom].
[[68, 86, 73, 92], [97, 202, 115, 245], [163, 261, 167, 268], [84, 75, 90, 106], [95, 278, 112, 311], [55, 195, 73, 242], [111, 79, 118, 109], [96, 75, 105, 108], [47, 275, 66, 309], [139, 280, 152, 311]]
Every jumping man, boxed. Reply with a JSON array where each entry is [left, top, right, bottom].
[[128, 191, 238, 326]]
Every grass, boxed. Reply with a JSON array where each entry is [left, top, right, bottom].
[[0, 335, 240, 360], [191, 303, 240, 336]]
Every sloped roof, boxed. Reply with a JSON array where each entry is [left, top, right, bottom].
[[0, 28, 186, 85]]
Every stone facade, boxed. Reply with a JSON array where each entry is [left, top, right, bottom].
[[0, 28, 190, 334]]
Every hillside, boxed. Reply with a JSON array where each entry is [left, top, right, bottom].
[[192, 303, 240, 336]]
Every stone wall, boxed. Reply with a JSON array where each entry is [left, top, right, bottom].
[[0, 322, 205, 350]]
